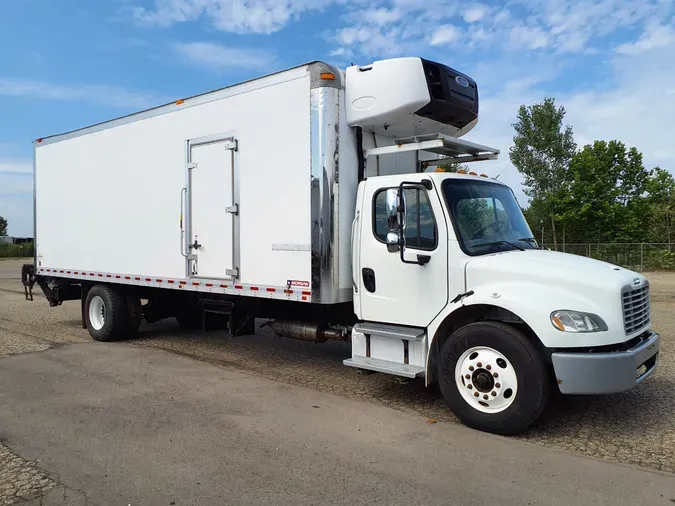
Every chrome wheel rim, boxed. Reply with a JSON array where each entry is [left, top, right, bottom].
[[455, 346, 518, 413]]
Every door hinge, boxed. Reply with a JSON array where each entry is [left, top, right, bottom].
[[187, 162, 198, 169], [226, 267, 239, 278], [224, 139, 238, 151], [226, 204, 239, 215]]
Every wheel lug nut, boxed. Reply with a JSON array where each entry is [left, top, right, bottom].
[[495, 382, 501, 388], [474, 392, 479, 397], [465, 374, 470, 379], [477, 362, 482, 367], [493, 372, 499, 378], [486, 364, 491, 370], [483, 394, 489, 400], [467, 384, 473, 389], [491, 391, 497, 397], [469, 366, 474, 371]]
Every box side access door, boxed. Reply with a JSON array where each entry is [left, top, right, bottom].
[[187, 135, 239, 280]]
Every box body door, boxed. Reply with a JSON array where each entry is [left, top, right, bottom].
[[188, 136, 237, 280]]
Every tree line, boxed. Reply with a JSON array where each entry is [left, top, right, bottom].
[[508, 97, 674, 249], [440, 97, 674, 253]]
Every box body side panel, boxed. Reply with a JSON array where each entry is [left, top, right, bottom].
[[35, 75, 312, 289]]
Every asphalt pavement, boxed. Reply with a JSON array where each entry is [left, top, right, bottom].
[[1, 258, 675, 504], [1, 342, 674, 506]]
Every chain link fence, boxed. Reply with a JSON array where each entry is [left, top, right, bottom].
[[541, 243, 675, 271]]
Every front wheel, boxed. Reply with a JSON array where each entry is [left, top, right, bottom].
[[437, 321, 550, 435]]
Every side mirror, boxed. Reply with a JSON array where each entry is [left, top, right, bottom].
[[385, 189, 401, 230], [384, 189, 403, 253], [386, 232, 400, 253]]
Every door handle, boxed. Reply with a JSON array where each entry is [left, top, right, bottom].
[[362, 268, 376, 293], [351, 211, 360, 291], [180, 187, 187, 257], [191, 239, 202, 250]]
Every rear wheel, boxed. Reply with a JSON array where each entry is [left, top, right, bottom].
[[84, 284, 127, 342], [437, 321, 549, 435]]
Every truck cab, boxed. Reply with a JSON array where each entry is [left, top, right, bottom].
[[336, 57, 659, 434], [347, 168, 659, 434]]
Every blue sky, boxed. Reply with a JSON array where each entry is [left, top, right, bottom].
[[1, 0, 674, 236]]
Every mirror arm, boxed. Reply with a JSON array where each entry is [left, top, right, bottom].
[[397, 179, 433, 266]]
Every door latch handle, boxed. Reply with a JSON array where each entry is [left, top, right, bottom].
[[191, 240, 202, 250]]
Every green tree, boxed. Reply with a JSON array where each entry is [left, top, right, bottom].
[[564, 140, 651, 244], [436, 161, 470, 173], [509, 97, 577, 249], [0, 216, 7, 236], [645, 167, 675, 246]]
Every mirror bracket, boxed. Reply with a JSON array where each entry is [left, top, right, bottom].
[[395, 179, 433, 266]]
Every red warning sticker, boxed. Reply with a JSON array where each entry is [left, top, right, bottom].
[[287, 280, 310, 288]]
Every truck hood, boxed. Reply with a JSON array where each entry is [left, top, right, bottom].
[[465, 249, 643, 296], [463, 249, 649, 347]]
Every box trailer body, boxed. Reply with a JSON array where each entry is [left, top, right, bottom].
[[35, 62, 352, 304], [25, 57, 660, 436]]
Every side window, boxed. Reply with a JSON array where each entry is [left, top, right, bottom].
[[373, 188, 437, 250]]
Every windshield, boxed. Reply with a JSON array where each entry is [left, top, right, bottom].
[[441, 178, 537, 255]]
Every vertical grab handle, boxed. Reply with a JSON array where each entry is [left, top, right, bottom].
[[351, 211, 360, 291], [180, 187, 187, 257]]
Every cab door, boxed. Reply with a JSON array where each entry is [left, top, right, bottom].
[[357, 178, 449, 327]]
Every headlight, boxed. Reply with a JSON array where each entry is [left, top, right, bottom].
[[550, 310, 608, 333]]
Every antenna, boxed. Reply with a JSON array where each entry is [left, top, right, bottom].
[[494, 163, 511, 180]]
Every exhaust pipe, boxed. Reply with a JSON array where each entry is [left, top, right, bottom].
[[264, 321, 348, 343]]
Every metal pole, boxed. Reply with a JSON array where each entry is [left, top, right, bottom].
[[640, 243, 644, 271], [541, 226, 544, 249]]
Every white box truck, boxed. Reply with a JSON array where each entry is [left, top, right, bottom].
[[23, 57, 660, 435]]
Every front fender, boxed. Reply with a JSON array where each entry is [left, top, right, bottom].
[[462, 281, 625, 348], [426, 280, 628, 384]]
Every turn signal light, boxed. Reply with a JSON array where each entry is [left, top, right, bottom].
[[320, 73, 335, 80]]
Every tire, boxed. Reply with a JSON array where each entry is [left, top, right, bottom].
[[123, 294, 142, 338], [84, 284, 128, 342], [437, 321, 550, 435]]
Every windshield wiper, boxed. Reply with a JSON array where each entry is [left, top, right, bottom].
[[518, 237, 539, 247], [473, 240, 525, 252]]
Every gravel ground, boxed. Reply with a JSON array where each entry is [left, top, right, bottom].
[[1, 258, 674, 502], [0, 446, 55, 505]]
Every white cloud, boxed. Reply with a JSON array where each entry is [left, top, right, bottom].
[[129, 0, 332, 34], [0, 160, 32, 176], [0, 78, 167, 109], [459, 34, 675, 207], [508, 25, 549, 50], [329, 47, 350, 57], [174, 42, 275, 70], [357, 7, 403, 25], [334, 24, 405, 56], [615, 22, 675, 55], [463, 4, 487, 23], [429, 24, 460, 46], [323, 0, 673, 56]]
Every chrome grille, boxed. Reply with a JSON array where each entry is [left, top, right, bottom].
[[622, 284, 650, 335]]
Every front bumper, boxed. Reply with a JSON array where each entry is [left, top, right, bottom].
[[551, 331, 660, 394]]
